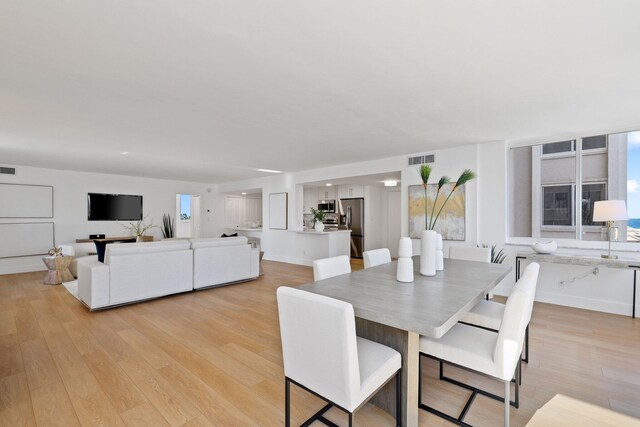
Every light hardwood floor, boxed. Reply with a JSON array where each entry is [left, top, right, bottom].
[[1, 260, 639, 426]]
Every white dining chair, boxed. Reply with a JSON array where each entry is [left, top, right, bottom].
[[277, 287, 402, 427], [418, 263, 539, 427], [363, 248, 392, 269], [460, 263, 540, 365], [449, 246, 492, 263], [313, 255, 351, 281]]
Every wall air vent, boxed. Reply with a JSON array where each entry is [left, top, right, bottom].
[[407, 154, 435, 166], [0, 167, 16, 175]]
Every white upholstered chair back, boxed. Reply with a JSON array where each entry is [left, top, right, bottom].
[[493, 263, 539, 380], [313, 255, 351, 281], [449, 246, 491, 263], [277, 287, 360, 409], [363, 248, 391, 269]]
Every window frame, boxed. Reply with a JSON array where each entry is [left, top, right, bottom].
[[507, 132, 639, 252]]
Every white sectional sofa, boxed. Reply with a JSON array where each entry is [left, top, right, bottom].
[[77, 236, 259, 310], [60, 242, 97, 277], [192, 237, 260, 289]]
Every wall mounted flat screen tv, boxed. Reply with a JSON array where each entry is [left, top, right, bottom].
[[88, 193, 143, 221]]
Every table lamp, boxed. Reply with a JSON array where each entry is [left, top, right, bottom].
[[593, 200, 628, 259]]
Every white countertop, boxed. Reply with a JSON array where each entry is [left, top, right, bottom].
[[234, 227, 263, 232], [294, 229, 352, 235]]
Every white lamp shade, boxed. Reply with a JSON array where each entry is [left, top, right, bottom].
[[593, 200, 628, 222]]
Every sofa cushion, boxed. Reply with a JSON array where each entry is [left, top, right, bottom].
[[104, 240, 191, 265], [190, 236, 248, 249]]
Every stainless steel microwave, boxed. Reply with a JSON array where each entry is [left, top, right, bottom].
[[317, 200, 336, 213]]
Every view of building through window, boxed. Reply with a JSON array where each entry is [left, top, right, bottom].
[[509, 131, 639, 242]]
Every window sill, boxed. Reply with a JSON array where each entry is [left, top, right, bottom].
[[506, 237, 640, 253]]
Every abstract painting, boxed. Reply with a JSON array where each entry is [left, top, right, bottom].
[[408, 183, 466, 240]]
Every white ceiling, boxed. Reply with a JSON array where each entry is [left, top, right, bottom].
[[303, 171, 402, 188], [2, 1, 640, 183]]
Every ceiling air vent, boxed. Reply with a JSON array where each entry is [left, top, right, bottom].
[[407, 154, 435, 166], [0, 167, 16, 175]]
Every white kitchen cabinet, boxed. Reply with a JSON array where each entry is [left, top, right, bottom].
[[224, 195, 244, 228], [319, 186, 336, 201], [337, 184, 364, 199], [303, 186, 318, 213], [244, 196, 262, 225]]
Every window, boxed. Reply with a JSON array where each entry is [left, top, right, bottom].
[[543, 185, 573, 226], [542, 140, 574, 155], [509, 132, 639, 242], [180, 194, 191, 220]]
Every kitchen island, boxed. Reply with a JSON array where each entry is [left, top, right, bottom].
[[288, 229, 352, 262]]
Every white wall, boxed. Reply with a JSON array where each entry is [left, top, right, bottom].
[[215, 141, 640, 316], [0, 165, 218, 274]]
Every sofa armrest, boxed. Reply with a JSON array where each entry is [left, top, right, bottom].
[[77, 258, 110, 309], [250, 247, 260, 278]]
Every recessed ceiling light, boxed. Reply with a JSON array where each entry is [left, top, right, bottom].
[[384, 180, 398, 187], [241, 192, 247, 195], [121, 151, 129, 155], [326, 183, 332, 186], [257, 168, 282, 173]]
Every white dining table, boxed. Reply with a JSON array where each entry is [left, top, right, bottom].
[[299, 257, 512, 426]]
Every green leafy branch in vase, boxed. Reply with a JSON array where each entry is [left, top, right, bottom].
[[120, 215, 157, 237], [417, 165, 476, 230]]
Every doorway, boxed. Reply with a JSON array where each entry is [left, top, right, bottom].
[[176, 194, 201, 238]]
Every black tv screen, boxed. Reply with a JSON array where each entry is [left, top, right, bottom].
[[88, 193, 143, 221]]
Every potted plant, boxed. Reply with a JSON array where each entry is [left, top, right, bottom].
[[121, 215, 157, 242], [161, 213, 175, 239], [479, 243, 507, 264], [418, 165, 477, 230], [310, 207, 327, 232], [417, 165, 476, 276]]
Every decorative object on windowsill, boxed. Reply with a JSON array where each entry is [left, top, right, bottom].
[[416, 164, 477, 275], [47, 246, 63, 257], [120, 215, 157, 242], [310, 207, 326, 232], [161, 213, 175, 239], [593, 200, 628, 259], [480, 243, 507, 263], [531, 241, 557, 254], [397, 237, 414, 282]]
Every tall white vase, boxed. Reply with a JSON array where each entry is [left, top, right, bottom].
[[436, 233, 444, 271], [420, 230, 437, 276], [396, 237, 414, 283]]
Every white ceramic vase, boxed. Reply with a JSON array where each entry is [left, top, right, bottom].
[[314, 221, 325, 232], [396, 237, 414, 283], [436, 233, 444, 271], [420, 230, 437, 276]]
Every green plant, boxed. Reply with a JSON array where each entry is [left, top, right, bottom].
[[120, 215, 157, 237], [480, 243, 507, 264], [417, 166, 477, 230], [161, 213, 175, 239], [310, 207, 326, 224]]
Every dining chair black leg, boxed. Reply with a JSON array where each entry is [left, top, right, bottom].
[[439, 360, 444, 380], [348, 412, 353, 427], [285, 377, 291, 427], [523, 325, 530, 364], [396, 371, 402, 427], [418, 354, 423, 405]]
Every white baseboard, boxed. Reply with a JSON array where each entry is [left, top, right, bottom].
[[493, 284, 636, 317], [263, 254, 313, 266], [0, 263, 47, 275]]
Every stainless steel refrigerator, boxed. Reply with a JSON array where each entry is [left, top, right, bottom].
[[339, 198, 364, 258]]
